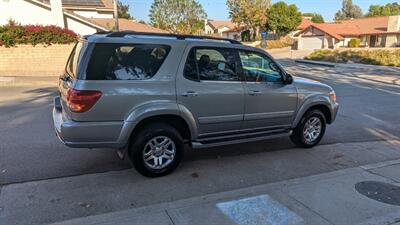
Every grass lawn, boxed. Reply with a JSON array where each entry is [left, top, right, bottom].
[[306, 49, 400, 67]]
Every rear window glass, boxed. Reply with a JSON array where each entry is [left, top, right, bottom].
[[66, 41, 84, 78], [86, 43, 171, 80]]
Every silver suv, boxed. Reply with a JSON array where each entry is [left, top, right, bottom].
[[53, 32, 339, 177]]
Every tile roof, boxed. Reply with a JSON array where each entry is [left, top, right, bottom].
[[207, 20, 236, 30], [37, 0, 113, 10], [221, 25, 247, 33], [298, 18, 313, 30], [88, 18, 169, 33], [297, 16, 399, 40]]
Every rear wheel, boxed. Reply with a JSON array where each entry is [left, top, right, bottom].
[[291, 110, 326, 148], [129, 123, 184, 177]]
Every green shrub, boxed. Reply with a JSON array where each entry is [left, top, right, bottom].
[[241, 30, 251, 42], [305, 50, 347, 63], [0, 21, 78, 47], [255, 39, 292, 49], [306, 49, 400, 67], [267, 40, 290, 49], [348, 38, 361, 48]]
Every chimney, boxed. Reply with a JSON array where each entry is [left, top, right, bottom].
[[50, 0, 65, 28], [387, 15, 400, 32]]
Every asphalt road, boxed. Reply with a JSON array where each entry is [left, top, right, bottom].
[[1, 62, 400, 185]]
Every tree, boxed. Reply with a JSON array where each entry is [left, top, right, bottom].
[[302, 13, 325, 23], [118, 1, 134, 20], [367, 3, 400, 17], [266, 1, 302, 37], [149, 0, 207, 34], [334, 0, 363, 21], [227, 0, 271, 39]]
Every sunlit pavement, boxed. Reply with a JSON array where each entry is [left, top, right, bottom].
[[47, 158, 400, 225], [0, 61, 399, 224]]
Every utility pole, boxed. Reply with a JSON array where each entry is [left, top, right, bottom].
[[113, 0, 119, 31]]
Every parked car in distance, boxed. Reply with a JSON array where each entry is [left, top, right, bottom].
[[53, 32, 339, 177]]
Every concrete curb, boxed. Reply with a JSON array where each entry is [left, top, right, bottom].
[[50, 157, 400, 225], [295, 59, 336, 67]]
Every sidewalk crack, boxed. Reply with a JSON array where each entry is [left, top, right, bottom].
[[279, 190, 335, 225], [364, 169, 399, 184], [165, 210, 176, 225]]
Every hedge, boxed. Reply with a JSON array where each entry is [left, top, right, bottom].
[[306, 49, 400, 67], [0, 21, 78, 47], [348, 38, 361, 48]]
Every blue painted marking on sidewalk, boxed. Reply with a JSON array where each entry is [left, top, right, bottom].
[[216, 194, 303, 225]]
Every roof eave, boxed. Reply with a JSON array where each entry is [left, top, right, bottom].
[[63, 11, 109, 31]]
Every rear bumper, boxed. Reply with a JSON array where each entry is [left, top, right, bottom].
[[52, 97, 132, 148]]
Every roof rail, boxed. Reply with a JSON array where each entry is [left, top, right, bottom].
[[105, 31, 242, 45]]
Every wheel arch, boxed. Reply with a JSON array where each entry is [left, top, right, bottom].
[[292, 98, 333, 128], [130, 114, 193, 142]]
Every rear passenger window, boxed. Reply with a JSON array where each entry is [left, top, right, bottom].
[[183, 49, 199, 81], [86, 43, 170, 80], [184, 47, 239, 82]]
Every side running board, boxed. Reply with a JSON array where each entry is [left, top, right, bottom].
[[191, 129, 292, 149]]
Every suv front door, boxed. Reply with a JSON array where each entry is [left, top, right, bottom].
[[176, 45, 245, 136], [239, 50, 297, 130]]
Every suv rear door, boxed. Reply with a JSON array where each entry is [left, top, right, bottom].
[[238, 50, 297, 130], [176, 44, 245, 135]]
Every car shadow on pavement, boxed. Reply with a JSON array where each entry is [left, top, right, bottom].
[[0, 86, 132, 185], [184, 138, 295, 162]]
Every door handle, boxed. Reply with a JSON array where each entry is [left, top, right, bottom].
[[249, 90, 262, 96], [181, 91, 198, 97]]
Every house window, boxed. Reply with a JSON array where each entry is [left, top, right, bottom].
[[397, 35, 400, 46]]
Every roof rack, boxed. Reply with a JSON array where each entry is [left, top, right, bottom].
[[104, 31, 242, 45]]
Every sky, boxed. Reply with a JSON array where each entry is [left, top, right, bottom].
[[120, 0, 398, 23]]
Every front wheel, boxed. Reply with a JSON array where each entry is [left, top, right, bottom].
[[290, 110, 326, 148], [129, 123, 184, 177]]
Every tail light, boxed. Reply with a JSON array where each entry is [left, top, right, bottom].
[[67, 89, 102, 113]]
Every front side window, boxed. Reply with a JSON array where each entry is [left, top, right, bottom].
[[184, 47, 239, 82], [239, 51, 283, 83], [86, 43, 170, 80]]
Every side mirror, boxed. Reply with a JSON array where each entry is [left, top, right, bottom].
[[269, 62, 280, 72], [283, 73, 293, 85]]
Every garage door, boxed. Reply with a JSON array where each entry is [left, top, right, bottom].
[[300, 36, 324, 50]]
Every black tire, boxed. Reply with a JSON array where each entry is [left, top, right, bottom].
[[129, 123, 184, 177], [290, 109, 326, 148]]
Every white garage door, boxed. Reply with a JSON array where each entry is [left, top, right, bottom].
[[300, 36, 324, 50]]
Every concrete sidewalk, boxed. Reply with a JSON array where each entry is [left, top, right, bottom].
[[51, 159, 400, 225]]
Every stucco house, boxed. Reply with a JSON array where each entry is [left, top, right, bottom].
[[0, 0, 166, 36], [204, 20, 236, 35], [295, 16, 400, 50], [205, 19, 252, 41]]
